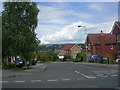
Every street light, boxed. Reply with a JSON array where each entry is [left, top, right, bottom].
[[78, 25, 87, 35], [78, 25, 88, 63]]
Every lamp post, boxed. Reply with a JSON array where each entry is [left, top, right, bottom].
[[78, 25, 88, 63], [78, 25, 87, 35]]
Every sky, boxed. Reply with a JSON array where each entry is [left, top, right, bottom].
[[0, 1, 118, 44]]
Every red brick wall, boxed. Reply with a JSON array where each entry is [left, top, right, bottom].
[[117, 42, 120, 58], [69, 45, 81, 58]]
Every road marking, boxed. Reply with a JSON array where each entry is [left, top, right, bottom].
[[87, 76, 96, 79], [75, 70, 80, 74], [47, 80, 58, 82], [97, 74, 104, 76], [75, 70, 96, 79], [1, 81, 9, 83], [110, 74, 118, 77], [99, 75, 108, 77], [15, 81, 26, 83], [62, 79, 71, 81], [31, 80, 42, 82]]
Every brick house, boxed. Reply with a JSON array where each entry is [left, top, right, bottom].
[[85, 32, 118, 61], [57, 44, 82, 59], [110, 21, 120, 58]]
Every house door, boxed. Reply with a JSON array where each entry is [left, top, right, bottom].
[[73, 54, 77, 59]]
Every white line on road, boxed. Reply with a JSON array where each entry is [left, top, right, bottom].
[[99, 75, 108, 77], [75, 70, 80, 74], [1, 81, 9, 83], [14, 81, 26, 83], [31, 80, 42, 82], [96, 74, 104, 76], [110, 74, 118, 77], [47, 80, 58, 82], [62, 79, 71, 81], [75, 70, 96, 79]]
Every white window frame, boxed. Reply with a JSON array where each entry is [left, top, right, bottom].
[[117, 34, 120, 42]]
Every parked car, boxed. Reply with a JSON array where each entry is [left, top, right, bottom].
[[115, 59, 120, 63], [91, 55, 103, 60], [15, 57, 24, 68]]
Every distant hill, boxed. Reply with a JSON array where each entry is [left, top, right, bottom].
[[37, 43, 85, 52]]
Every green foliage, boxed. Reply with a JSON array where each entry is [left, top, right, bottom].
[[76, 53, 82, 59], [30, 60, 37, 65], [2, 2, 40, 66], [64, 56, 71, 61], [73, 53, 85, 62], [88, 59, 94, 63], [2, 63, 15, 69], [81, 52, 86, 57], [72, 58, 81, 62], [37, 52, 58, 62]]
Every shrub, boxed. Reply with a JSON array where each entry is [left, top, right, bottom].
[[88, 59, 94, 63], [30, 60, 37, 65], [72, 58, 81, 62]]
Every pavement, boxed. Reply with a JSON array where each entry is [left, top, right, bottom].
[[2, 63, 46, 78]]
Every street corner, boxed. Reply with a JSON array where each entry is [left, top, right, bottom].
[[26, 63, 46, 72]]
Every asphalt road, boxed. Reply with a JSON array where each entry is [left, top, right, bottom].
[[2, 62, 119, 88]]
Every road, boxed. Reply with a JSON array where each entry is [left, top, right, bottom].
[[2, 62, 119, 88]]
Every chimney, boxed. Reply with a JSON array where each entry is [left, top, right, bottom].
[[100, 30, 104, 35]]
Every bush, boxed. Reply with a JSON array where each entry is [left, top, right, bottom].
[[88, 59, 94, 63], [30, 60, 37, 65], [2, 63, 15, 69], [37, 52, 58, 62], [72, 58, 81, 62]]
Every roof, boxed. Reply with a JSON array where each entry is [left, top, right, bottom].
[[57, 50, 66, 56], [62, 44, 75, 50], [87, 34, 116, 44], [111, 21, 120, 34]]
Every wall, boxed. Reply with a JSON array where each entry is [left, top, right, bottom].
[[70, 45, 81, 58]]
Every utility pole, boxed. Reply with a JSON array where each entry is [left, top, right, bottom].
[[78, 25, 88, 62]]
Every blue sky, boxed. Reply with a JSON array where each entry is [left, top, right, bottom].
[[0, 2, 118, 44], [36, 2, 118, 44]]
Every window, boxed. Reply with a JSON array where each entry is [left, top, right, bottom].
[[88, 44, 91, 50], [96, 45, 99, 50], [73, 54, 77, 59], [117, 34, 120, 42], [118, 49, 120, 57], [110, 45, 113, 49], [74, 50, 78, 53]]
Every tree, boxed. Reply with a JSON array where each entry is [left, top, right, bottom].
[[81, 52, 87, 61], [2, 2, 40, 69]]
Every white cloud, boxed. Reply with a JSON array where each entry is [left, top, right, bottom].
[[35, 24, 62, 38], [89, 3, 104, 11], [39, 21, 114, 44], [0, 2, 4, 13]]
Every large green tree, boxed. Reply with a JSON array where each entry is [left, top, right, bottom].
[[2, 2, 40, 68]]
